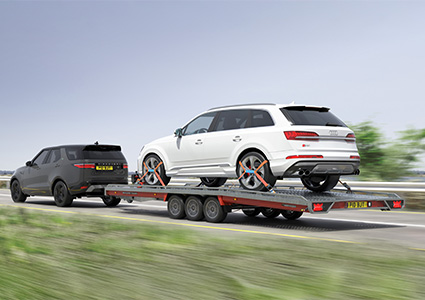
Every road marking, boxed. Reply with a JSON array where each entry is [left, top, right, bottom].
[[0, 203, 358, 244], [410, 248, 425, 252], [303, 216, 425, 229], [362, 209, 425, 215], [92, 213, 360, 244]]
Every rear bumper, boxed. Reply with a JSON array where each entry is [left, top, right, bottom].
[[283, 160, 360, 177], [70, 180, 128, 197], [85, 185, 107, 196]]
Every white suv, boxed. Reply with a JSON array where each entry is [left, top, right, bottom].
[[137, 103, 360, 192]]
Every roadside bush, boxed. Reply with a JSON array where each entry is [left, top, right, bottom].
[[398, 192, 425, 211]]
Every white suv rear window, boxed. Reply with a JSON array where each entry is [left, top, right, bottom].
[[280, 106, 346, 127]]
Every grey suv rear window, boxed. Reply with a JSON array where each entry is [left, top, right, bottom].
[[65, 146, 125, 160], [280, 106, 346, 127]]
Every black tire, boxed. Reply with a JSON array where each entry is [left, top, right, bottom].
[[301, 175, 340, 192], [237, 151, 277, 191], [281, 210, 303, 220], [167, 195, 186, 219], [242, 208, 261, 217], [10, 180, 27, 203], [142, 154, 171, 186], [53, 181, 74, 207], [203, 197, 227, 223], [102, 196, 121, 207], [261, 208, 281, 219], [185, 196, 204, 221], [200, 177, 227, 187]]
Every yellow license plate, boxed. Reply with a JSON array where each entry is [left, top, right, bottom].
[[96, 166, 113, 171], [347, 201, 368, 209]]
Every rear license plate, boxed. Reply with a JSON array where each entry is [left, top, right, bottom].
[[347, 201, 368, 209], [96, 166, 113, 171]]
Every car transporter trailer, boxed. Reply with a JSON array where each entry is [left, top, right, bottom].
[[104, 180, 405, 223]]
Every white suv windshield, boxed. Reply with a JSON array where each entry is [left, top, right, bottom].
[[183, 112, 216, 135]]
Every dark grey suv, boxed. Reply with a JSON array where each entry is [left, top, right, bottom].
[[10, 144, 128, 207]]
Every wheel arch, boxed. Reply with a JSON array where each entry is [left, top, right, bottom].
[[50, 177, 66, 195], [139, 148, 170, 173], [236, 147, 277, 178], [236, 147, 268, 165]]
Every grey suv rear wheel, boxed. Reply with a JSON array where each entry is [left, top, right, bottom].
[[53, 181, 74, 207]]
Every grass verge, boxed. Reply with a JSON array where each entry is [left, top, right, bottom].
[[0, 207, 424, 300]]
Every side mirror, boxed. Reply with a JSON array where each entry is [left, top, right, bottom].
[[174, 128, 183, 138], [26, 161, 32, 167]]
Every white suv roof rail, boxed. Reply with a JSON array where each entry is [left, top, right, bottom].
[[208, 103, 276, 111]]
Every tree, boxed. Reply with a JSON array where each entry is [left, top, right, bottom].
[[351, 122, 425, 181]]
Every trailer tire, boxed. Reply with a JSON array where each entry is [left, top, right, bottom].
[[261, 208, 281, 219], [242, 208, 261, 217], [281, 210, 303, 220], [185, 196, 204, 221], [204, 197, 227, 223], [167, 195, 186, 219]]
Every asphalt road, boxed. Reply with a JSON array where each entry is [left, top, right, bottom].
[[1, 189, 425, 251]]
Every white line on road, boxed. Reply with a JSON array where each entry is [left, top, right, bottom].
[[302, 216, 425, 228]]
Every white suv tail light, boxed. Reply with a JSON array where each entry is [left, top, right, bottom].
[[345, 133, 356, 143], [284, 131, 319, 141]]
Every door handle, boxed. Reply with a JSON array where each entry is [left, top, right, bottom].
[[195, 139, 203, 145], [233, 136, 242, 142]]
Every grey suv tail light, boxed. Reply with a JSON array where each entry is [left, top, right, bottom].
[[74, 164, 95, 169]]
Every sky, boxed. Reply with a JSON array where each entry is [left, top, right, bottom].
[[1, 0, 424, 171]]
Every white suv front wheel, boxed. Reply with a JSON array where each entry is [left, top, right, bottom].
[[142, 154, 171, 186], [237, 152, 277, 191]]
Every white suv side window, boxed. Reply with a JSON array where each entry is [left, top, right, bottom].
[[183, 112, 216, 135], [214, 109, 274, 131], [215, 109, 250, 131]]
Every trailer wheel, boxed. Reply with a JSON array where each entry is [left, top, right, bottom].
[[185, 196, 204, 221], [242, 208, 261, 217], [204, 197, 227, 223], [281, 210, 303, 220], [261, 208, 281, 218], [167, 195, 186, 219]]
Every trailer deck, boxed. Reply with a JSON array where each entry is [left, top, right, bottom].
[[105, 183, 404, 223]]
